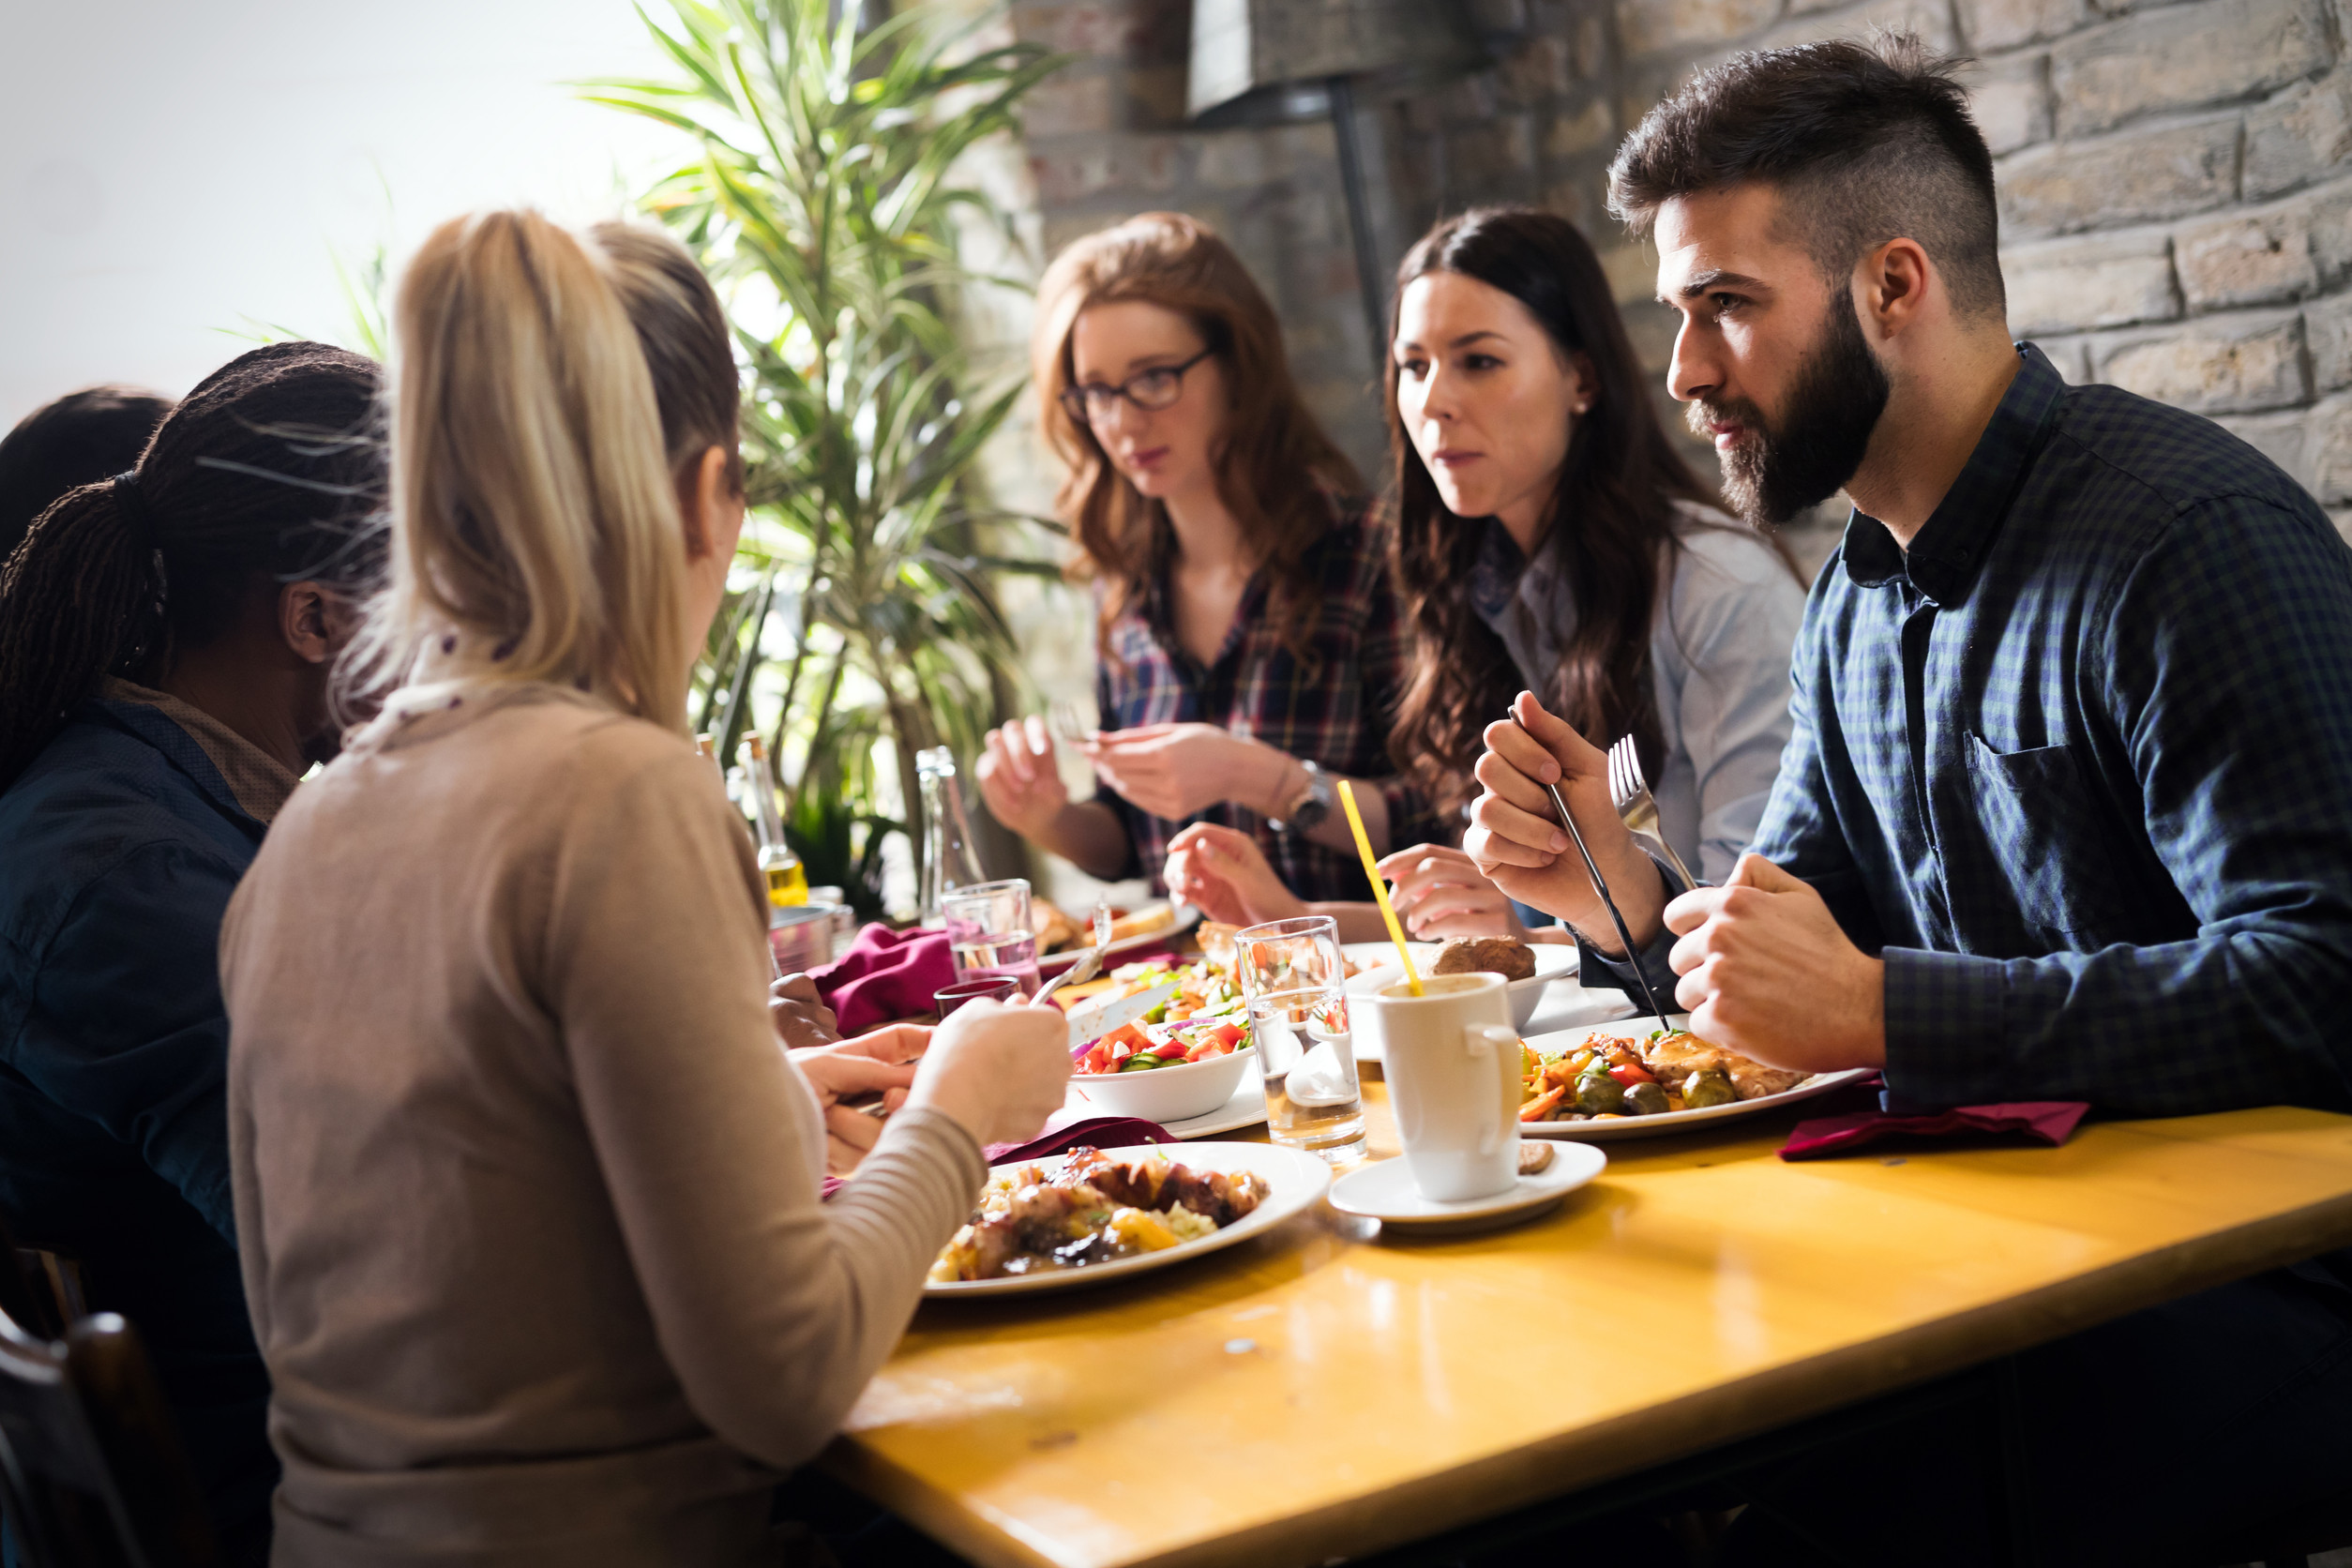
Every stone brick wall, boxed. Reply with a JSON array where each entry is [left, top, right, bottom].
[[1005, 0, 2352, 542]]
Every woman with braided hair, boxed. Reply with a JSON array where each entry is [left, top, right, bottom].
[[0, 341, 386, 1565]]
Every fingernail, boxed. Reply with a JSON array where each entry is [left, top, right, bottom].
[[1541, 762, 1560, 783], [1549, 831, 1569, 852]]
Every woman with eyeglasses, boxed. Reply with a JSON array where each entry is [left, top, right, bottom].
[[974, 212, 1439, 900]]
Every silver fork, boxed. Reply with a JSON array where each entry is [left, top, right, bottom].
[[1606, 733, 1698, 891], [1033, 898, 1116, 1005]]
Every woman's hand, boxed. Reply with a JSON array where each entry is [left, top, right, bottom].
[[769, 973, 839, 1049], [1085, 724, 1281, 822], [901, 999, 1072, 1149], [1376, 843, 1529, 942], [791, 1022, 930, 1174], [1165, 822, 1308, 927], [975, 716, 1071, 839]]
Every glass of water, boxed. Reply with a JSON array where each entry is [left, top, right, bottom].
[[941, 878, 1040, 998], [1234, 914, 1365, 1162]]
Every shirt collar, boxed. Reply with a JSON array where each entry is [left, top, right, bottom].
[[1841, 341, 2068, 604], [98, 677, 301, 824]]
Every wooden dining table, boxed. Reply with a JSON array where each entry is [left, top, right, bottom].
[[824, 1004, 2352, 1568]]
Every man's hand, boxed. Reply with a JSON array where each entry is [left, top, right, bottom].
[[1460, 692, 1663, 954], [1085, 723, 1272, 822], [790, 1022, 931, 1174], [976, 716, 1072, 839], [1165, 822, 1307, 927], [1664, 853, 1886, 1072], [1376, 843, 1527, 941], [769, 973, 839, 1050]]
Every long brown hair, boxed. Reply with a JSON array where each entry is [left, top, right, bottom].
[[1385, 207, 1720, 817], [1033, 212, 1360, 660]]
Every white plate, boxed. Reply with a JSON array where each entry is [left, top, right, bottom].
[[1328, 1143, 1606, 1232], [922, 1140, 1330, 1298], [1517, 1016, 1877, 1142], [1037, 902, 1203, 972], [1341, 941, 1578, 1060]]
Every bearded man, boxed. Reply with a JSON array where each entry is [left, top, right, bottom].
[[1465, 35, 2352, 1564]]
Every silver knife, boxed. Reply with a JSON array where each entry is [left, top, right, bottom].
[[1066, 977, 1181, 1055]]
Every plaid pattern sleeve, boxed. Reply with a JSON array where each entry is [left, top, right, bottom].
[[1093, 503, 1433, 902], [1750, 343, 2352, 1116]]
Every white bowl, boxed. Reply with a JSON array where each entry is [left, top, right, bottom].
[[1068, 1048, 1255, 1123], [1344, 942, 1576, 1027]]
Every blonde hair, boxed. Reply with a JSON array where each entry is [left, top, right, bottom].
[[352, 210, 739, 731]]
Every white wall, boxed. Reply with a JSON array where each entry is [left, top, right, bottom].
[[0, 0, 681, 429]]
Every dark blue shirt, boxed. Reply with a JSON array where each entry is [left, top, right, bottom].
[[1749, 343, 2352, 1115], [0, 698, 278, 1557]]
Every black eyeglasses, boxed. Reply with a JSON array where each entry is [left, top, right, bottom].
[[1058, 347, 1216, 427]]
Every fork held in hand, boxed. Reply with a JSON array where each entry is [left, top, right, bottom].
[[1033, 898, 1116, 1006], [1541, 778, 1675, 1034], [1606, 733, 1698, 892]]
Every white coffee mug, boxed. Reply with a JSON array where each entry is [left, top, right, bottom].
[[1370, 972, 1521, 1201]]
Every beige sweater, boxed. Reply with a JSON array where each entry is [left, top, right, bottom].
[[221, 683, 984, 1566]]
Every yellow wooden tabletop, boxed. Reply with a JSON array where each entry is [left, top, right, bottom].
[[825, 1081, 2352, 1568]]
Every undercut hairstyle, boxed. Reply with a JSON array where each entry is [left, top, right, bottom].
[[0, 344, 384, 792], [1033, 212, 1361, 665], [0, 384, 173, 564], [1607, 34, 2007, 322]]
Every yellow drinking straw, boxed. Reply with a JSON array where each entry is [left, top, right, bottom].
[[1338, 778, 1422, 996]]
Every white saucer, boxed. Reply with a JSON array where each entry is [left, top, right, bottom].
[[1327, 1142, 1606, 1234]]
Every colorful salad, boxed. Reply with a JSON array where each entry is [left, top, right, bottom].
[[1073, 958, 1253, 1075]]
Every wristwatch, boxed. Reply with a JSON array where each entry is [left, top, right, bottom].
[[1270, 760, 1335, 834]]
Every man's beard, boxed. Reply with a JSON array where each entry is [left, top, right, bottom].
[[1689, 293, 1890, 528]]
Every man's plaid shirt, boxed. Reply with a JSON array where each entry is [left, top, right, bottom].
[[1753, 342, 2352, 1115], [1094, 503, 1440, 902]]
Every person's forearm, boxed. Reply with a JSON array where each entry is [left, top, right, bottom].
[[1563, 851, 1669, 959], [1243, 743, 1393, 856], [1302, 778, 1388, 856], [1030, 799, 1133, 882]]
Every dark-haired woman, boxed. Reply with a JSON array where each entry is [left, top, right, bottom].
[[975, 212, 1438, 901], [1169, 207, 1802, 940], [0, 342, 384, 1564]]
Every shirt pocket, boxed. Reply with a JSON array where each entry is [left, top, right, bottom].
[[1962, 733, 2120, 942]]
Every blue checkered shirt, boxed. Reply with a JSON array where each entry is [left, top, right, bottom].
[[1748, 342, 2352, 1114]]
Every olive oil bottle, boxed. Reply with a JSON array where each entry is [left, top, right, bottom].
[[738, 734, 808, 908]]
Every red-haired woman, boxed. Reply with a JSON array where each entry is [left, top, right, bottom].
[[976, 212, 1436, 899]]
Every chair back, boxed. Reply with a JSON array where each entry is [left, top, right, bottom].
[[0, 1233, 219, 1568]]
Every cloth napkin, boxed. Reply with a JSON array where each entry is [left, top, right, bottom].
[[1780, 1096, 2089, 1160], [821, 1115, 1173, 1199], [808, 925, 954, 1034]]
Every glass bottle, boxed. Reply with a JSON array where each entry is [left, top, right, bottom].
[[915, 746, 985, 927], [738, 734, 808, 909]]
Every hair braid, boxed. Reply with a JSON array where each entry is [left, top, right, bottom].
[[0, 341, 384, 792]]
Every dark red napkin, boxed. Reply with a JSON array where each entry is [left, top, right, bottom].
[[1781, 1100, 2089, 1160], [822, 1115, 1174, 1199], [807, 924, 954, 1035]]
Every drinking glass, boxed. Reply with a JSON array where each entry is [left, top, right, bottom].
[[942, 878, 1040, 997], [934, 975, 1020, 1018], [1234, 915, 1366, 1161]]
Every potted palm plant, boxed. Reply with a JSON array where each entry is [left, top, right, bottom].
[[585, 0, 1064, 916]]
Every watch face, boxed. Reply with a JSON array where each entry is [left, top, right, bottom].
[[1291, 796, 1332, 830]]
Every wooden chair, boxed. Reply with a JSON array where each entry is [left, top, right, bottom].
[[0, 1222, 219, 1568]]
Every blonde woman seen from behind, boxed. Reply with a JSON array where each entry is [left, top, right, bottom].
[[221, 211, 1069, 1567]]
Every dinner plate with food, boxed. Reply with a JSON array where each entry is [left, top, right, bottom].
[[924, 1141, 1331, 1296], [1343, 936, 1578, 1059], [1515, 1016, 1874, 1141], [1032, 897, 1202, 972]]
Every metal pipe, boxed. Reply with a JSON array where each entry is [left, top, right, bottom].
[[1326, 74, 1388, 375]]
